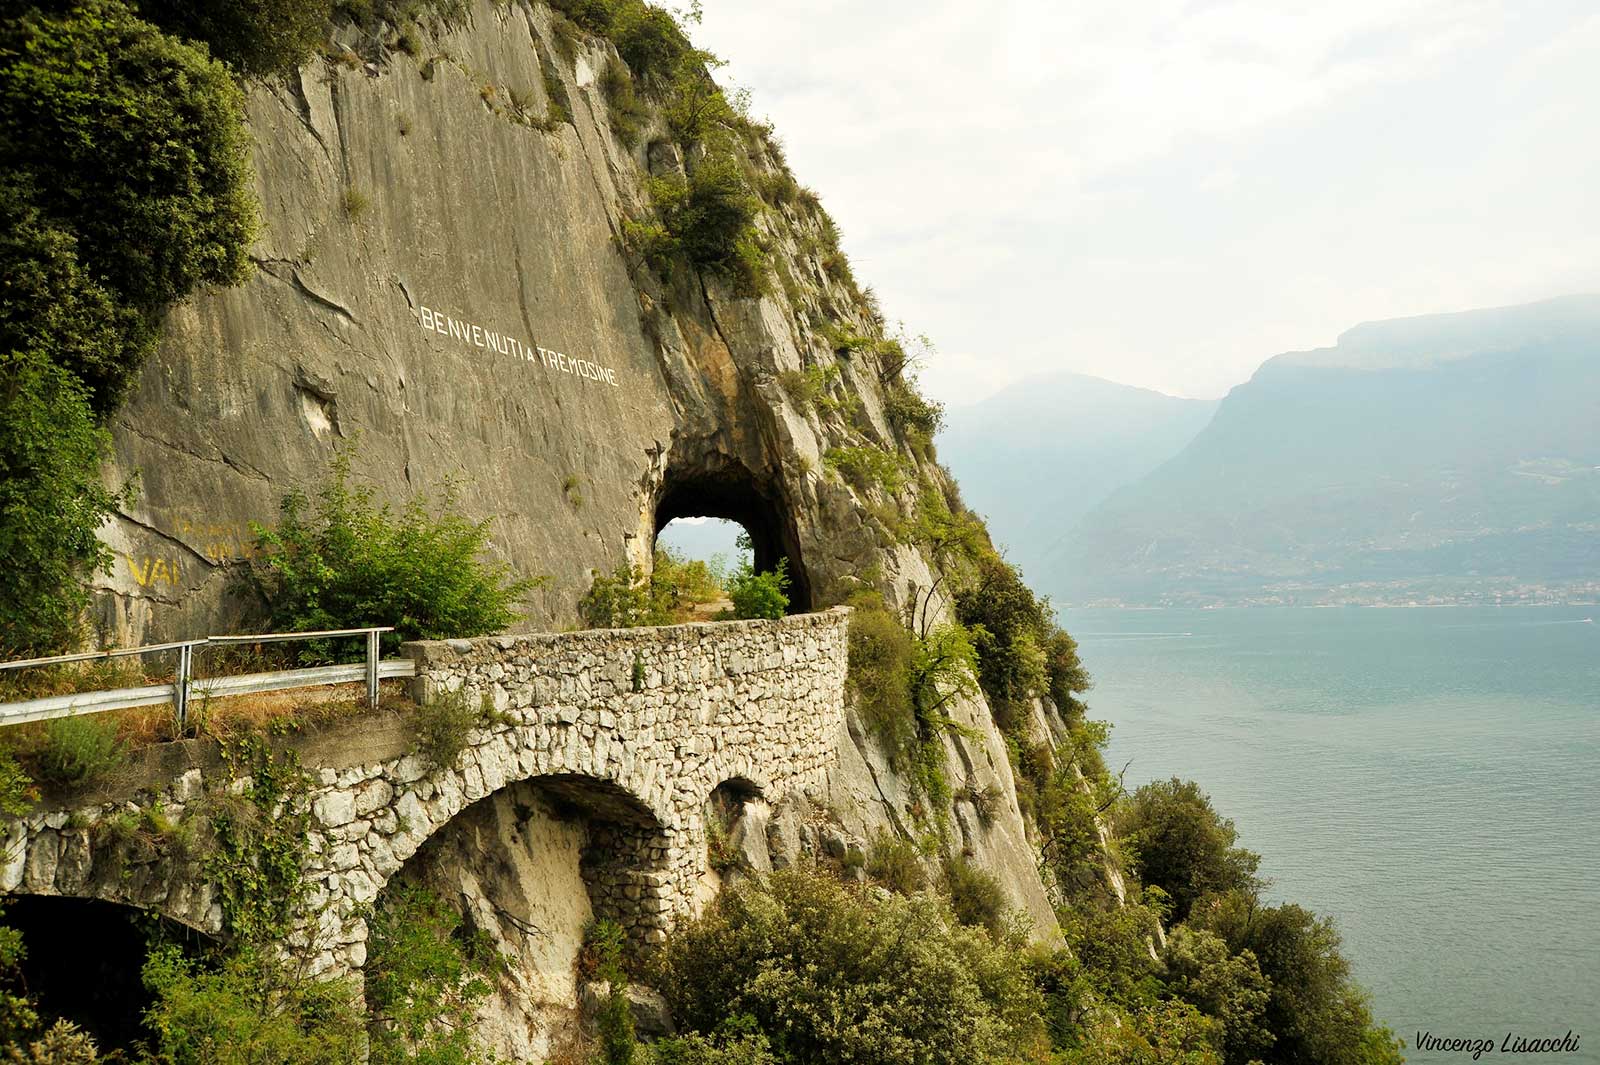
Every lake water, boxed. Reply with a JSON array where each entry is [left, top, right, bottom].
[[1059, 606, 1600, 1061]]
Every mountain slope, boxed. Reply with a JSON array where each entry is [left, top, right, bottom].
[[937, 373, 1216, 581], [1051, 295, 1600, 605]]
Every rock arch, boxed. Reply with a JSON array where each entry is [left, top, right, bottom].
[[653, 454, 814, 612]]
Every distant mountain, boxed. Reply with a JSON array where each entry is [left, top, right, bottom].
[[937, 373, 1217, 582], [1050, 295, 1600, 606]]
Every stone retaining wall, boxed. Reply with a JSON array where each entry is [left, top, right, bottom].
[[0, 608, 850, 974]]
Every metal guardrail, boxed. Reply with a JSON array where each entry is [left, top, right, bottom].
[[0, 628, 415, 732]]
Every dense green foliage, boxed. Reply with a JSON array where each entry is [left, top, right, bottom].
[[135, 0, 330, 77], [33, 716, 123, 788], [629, 157, 766, 295], [0, 1, 256, 410], [139, 945, 365, 1065], [654, 870, 1048, 1065], [0, 352, 128, 657], [580, 550, 723, 628], [0, 0, 258, 655], [1195, 894, 1404, 1065], [725, 558, 789, 620], [250, 452, 540, 658], [366, 882, 502, 1065], [1118, 779, 1261, 924], [955, 553, 1090, 718], [844, 592, 915, 756]]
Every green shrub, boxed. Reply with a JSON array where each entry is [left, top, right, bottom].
[[580, 549, 727, 628], [725, 559, 788, 620], [600, 59, 649, 146], [942, 856, 1007, 935], [366, 882, 502, 1065], [0, 1, 257, 408], [550, 0, 616, 33], [35, 715, 123, 788], [1116, 778, 1261, 924], [0, 750, 37, 816], [0, 182, 153, 420], [650, 1026, 777, 1065], [583, 919, 636, 1065], [824, 446, 907, 495], [1197, 892, 1404, 1065], [1163, 926, 1274, 1065], [629, 155, 765, 296], [0, 351, 130, 657], [1, 1018, 103, 1062], [844, 591, 915, 758], [865, 831, 926, 895], [250, 451, 541, 659], [654, 868, 1047, 1065], [135, 0, 333, 76], [408, 690, 496, 770], [581, 563, 669, 629], [885, 379, 945, 452], [612, 2, 690, 83], [139, 944, 365, 1065]]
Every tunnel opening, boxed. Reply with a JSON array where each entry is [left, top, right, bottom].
[[653, 460, 813, 614], [1, 896, 209, 1053]]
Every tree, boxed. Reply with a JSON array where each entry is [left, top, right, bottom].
[[0, 351, 129, 657], [0, 0, 257, 410], [1117, 778, 1261, 924], [134, 0, 333, 77], [1196, 893, 1404, 1065], [1164, 926, 1274, 1065]]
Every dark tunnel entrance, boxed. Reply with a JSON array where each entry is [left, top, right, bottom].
[[2, 896, 209, 1052], [653, 460, 813, 613]]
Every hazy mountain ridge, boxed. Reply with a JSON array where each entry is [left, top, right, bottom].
[[1044, 295, 1600, 606], [937, 372, 1217, 582]]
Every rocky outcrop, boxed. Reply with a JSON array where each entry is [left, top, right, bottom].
[[62, 0, 1076, 1039]]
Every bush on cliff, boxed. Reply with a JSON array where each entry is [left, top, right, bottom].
[[1116, 778, 1261, 924], [0, 352, 130, 658], [653, 869, 1048, 1065], [0, 0, 257, 413], [250, 452, 540, 658], [1194, 893, 1404, 1065], [628, 156, 766, 296], [134, 0, 331, 77], [0, 0, 258, 655]]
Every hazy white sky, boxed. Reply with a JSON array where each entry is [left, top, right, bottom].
[[693, 1, 1600, 405]]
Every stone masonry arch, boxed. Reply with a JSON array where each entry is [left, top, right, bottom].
[[0, 610, 849, 977]]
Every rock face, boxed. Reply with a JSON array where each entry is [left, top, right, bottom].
[[96, 0, 894, 645], [60, 0, 1079, 1045]]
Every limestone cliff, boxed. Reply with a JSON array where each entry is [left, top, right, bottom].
[[93, 0, 1064, 955]]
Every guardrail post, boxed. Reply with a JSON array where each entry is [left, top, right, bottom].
[[366, 629, 381, 709], [174, 642, 193, 736]]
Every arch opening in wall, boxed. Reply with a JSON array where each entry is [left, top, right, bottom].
[[703, 776, 771, 883], [376, 775, 671, 1062], [1, 896, 210, 1053], [653, 459, 813, 614]]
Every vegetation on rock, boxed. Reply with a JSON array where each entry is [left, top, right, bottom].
[[0, 0, 258, 655], [249, 451, 541, 659]]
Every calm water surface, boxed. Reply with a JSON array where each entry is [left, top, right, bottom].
[[1060, 606, 1600, 1061]]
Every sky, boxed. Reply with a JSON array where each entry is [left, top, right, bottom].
[[692, 1, 1600, 405]]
